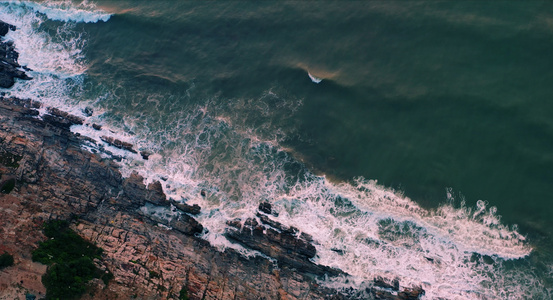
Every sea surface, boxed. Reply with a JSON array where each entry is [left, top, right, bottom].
[[1, 0, 553, 298]]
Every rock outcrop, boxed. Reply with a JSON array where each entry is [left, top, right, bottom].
[[0, 21, 31, 88], [225, 205, 341, 278], [100, 136, 137, 153]]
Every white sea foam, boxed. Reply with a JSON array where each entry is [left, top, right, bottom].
[[308, 71, 323, 83], [268, 177, 534, 298], [1, 0, 111, 23]]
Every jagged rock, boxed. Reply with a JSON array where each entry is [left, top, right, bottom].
[[100, 135, 137, 153], [146, 180, 168, 206], [258, 201, 272, 214], [83, 106, 93, 116], [47, 107, 84, 125], [225, 217, 340, 277], [0, 20, 16, 36], [0, 21, 31, 88], [257, 213, 314, 243], [0, 64, 31, 88], [140, 150, 152, 160], [374, 276, 400, 291], [42, 114, 73, 129], [168, 214, 203, 236], [141, 207, 203, 236], [371, 281, 424, 300], [0, 96, 41, 109], [170, 198, 201, 215], [258, 201, 281, 217], [121, 171, 147, 208]]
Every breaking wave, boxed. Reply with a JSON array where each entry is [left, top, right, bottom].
[[1, 0, 111, 23]]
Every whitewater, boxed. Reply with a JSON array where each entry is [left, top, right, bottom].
[[0, 1, 549, 299]]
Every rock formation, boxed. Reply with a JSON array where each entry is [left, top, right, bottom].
[[0, 20, 31, 88]]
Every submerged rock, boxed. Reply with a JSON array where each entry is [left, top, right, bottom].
[[258, 201, 279, 216], [140, 150, 152, 160], [83, 106, 93, 117]]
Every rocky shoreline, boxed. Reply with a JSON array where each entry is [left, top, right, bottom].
[[0, 20, 31, 89], [0, 21, 424, 300]]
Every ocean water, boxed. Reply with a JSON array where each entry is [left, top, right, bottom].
[[1, 0, 553, 298]]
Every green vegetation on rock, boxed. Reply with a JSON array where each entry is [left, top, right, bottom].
[[0, 178, 16, 194], [0, 150, 22, 168], [0, 252, 14, 269], [32, 220, 112, 300], [179, 286, 189, 300]]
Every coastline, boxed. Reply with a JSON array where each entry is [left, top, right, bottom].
[[0, 83, 343, 300], [0, 20, 424, 300]]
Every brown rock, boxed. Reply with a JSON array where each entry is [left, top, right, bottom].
[[170, 199, 201, 215], [100, 135, 137, 153], [146, 180, 168, 206], [47, 107, 84, 125], [140, 150, 152, 160], [225, 217, 339, 277]]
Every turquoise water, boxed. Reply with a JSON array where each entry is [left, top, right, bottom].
[[2, 1, 553, 298]]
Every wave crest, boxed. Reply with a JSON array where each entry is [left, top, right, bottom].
[[2, 0, 111, 23]]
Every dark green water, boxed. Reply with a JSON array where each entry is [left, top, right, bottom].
[[2, 0, 553, 297], [90, 0, 553, 240]]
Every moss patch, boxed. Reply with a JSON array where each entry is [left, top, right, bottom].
[[0, 151, 22, 168], [0, 252, 14, 269], [179, 286, 189, 300], [0, 178, 16, 194], [32, 220, 112, 300]]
